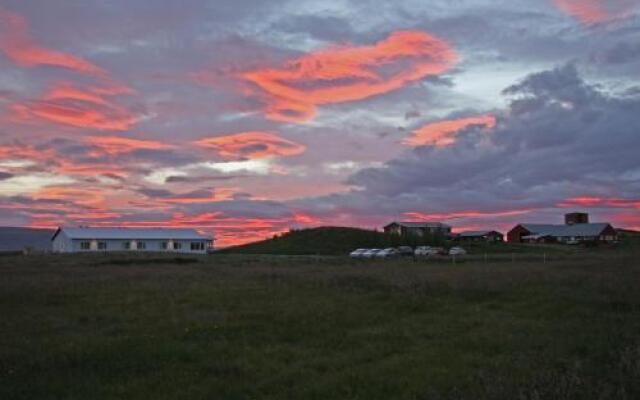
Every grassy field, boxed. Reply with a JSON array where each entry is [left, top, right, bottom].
[[1, 249, 640, 399]]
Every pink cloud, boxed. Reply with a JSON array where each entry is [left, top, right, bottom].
[[403, 114, 496, 147], [85, 136, 173, 156], [194, 131, 306, 160], [11, 82, 138, 131], [239, 30, 457, 123], [553, 0, 636, 25], [0, 8, 105, 74]]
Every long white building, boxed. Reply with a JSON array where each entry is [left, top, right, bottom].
[[52, 227, 214, 254]]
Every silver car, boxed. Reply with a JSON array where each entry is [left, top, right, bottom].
[[414, 246, 432, 256], [448, 246, 467, 256], [362, 248, 382, 258], [375, 248, 400, 258], [349, 248, 368, 258]]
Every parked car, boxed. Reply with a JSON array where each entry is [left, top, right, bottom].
[[362, 248, 382, 258], [349, 248, 368, 258], [396, 246, 414, 256], [414, 246, 432, 256], [375, 248, 400, 258], [417, 246, 446, 257], [448, 246, 467, 256]]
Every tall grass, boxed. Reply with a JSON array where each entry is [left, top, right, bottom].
[[1, 250, 639, 399]]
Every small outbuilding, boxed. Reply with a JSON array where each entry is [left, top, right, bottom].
[[456, 230, 504, 242], [383, 221, 452, 236], [51, 226, 214, 254]]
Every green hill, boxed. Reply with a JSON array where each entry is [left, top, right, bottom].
[[218, 226, 588, 256], [217, 226, 447, 255]]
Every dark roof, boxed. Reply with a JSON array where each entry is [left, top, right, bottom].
[[0, 227, 54, 251], [518, 223, 613, 237], [458, 230, 502, 237]]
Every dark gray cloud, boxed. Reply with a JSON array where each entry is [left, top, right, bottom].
[[294, 64, 640, 227], [0, 172, 13, 180], [593, 41, 640, 64]]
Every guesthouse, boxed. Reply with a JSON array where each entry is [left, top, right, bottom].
[[51, 227, 213, 254]]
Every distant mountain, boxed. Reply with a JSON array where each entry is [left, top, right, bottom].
[[0, 227, 55, 252], [217, 226, 446, 255]]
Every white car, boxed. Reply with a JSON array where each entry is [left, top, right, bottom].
[[375, 248, 400, 258], [362, 248, 382, 258], [448, 246, 467, 256], [414, 246, 432, 256], [416, 246, 445, 257], [349, 248, 368, 258]]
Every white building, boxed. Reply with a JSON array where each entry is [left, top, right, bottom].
[[51, 227, 214, 254]]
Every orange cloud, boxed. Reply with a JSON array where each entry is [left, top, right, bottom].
[[194, 131, 306, 159], [55, 160, 129, 178], [558, 197, 640, 209], [0, 143, 55, 162], [403, 114, 496, 147], [158, 188, 238, 204], [0, 8, 104, 74], [240, 30, 457, 122], [32, 187, 105, 206], [405, 208, 534, 221], [0, 142, 129, 178], [86, 136, 173, 156], [11, 82, 137, 131], [553, 0, 635, 25]]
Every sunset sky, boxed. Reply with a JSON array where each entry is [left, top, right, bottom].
[[1, 0, 639, 246]]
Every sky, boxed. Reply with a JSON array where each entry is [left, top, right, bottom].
[[0, 0, 639, 246]]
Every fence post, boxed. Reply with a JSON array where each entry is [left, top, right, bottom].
[[543, 252, 546, 264]]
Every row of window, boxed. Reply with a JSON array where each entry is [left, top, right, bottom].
[[79, 241, 207, 250]]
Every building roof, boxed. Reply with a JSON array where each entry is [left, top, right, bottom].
[[52, 227, 213, 241], [458, 230, 502, 237], [385, 221, 451, 229], [519, 223, 612, 237]]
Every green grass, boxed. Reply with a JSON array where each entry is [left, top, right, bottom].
[[1, 250, 640, 399], [218, 226, 418, 255]]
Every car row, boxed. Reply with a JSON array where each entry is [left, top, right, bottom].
[[350, 246, 467, 258], [349, 248, 399, 258]]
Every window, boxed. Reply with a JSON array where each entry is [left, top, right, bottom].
[[137, 241, 146, 250], [161, 242, 168, 250], [191, 242, 204, 251], [97, 241, 107, 250], [123, 241, 131, 250], [80, 241, 90, 250], [173, 242, 182, 250]]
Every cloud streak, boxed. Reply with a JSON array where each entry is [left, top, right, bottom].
[[0, 8, 104, 75], [552, 0, 636, 25], [194, 131, 305, 160], [85, 136, 173, 156], [11, 82, 138, 131], [240, 30, 457, 122], [403, 114, 496, 147]]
